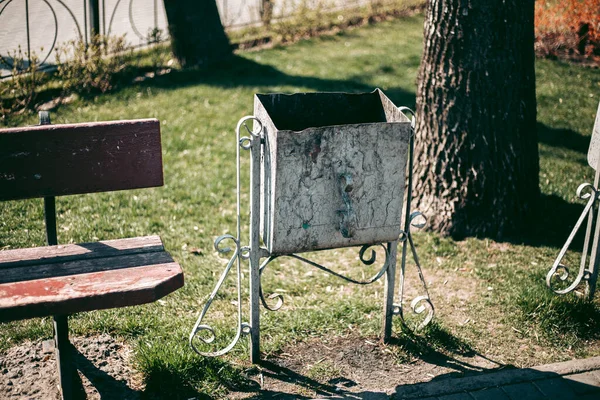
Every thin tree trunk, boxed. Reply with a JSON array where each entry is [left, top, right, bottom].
[[261, 0, 274, 26], [163, 0, 231, 68], [414, 0, 539, 239]]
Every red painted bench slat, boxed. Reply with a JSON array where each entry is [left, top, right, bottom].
[[0, 237, 184, 322]]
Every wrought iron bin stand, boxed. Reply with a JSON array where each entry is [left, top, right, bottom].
[[190, 89, 434, 362], [546, 102, 600, 300]]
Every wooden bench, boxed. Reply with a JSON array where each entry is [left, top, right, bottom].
[[0, 112, 184, 400]]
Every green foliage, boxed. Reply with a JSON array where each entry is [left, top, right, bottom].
[[54, 34, 131, 96], [0, 47, 44, 124]]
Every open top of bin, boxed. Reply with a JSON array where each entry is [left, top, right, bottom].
[[255, 89, 401, 132]]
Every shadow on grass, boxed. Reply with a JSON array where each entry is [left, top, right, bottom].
[[538, 122, 591, 155], [130, 54, 415, 104], [35, 54, 416, 115], [394, 322, 475, 358], [477, 123, 591, 248], [388, 322, 505, 379], [516, 283, 600, 347], [515, 193, 588, 249], [140, 354, 259, 400]]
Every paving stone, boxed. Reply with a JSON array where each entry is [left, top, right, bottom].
[[470, 387, 509, 400], [41, 340, 54, 354], [563, 371, 600, 395], [576, 394, 600, 400], [394, 357, 600, 400], [533, 377, 578, 400], [437, 393, 472, 400], [501, 382, 546, 400]]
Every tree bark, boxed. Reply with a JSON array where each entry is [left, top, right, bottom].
[[162, 0, 231, 68], [261, 0, 274, 26], [414, 0, 539, 239]]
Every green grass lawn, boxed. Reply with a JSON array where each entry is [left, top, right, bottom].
[[2, 14, 600, 398]]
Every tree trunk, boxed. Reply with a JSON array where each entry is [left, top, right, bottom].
[[162, 0, 231, 68], [261, 0, 274, 26], [414, 0, 539, 239]]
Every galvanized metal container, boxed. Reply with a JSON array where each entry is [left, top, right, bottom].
[[254, 89, 412, 255]]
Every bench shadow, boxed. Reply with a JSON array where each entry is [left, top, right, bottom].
[[70, 346, 141, 399]]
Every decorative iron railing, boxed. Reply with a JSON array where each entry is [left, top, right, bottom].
[[0, 0, 381, 78], [0, 0, 168, 77]]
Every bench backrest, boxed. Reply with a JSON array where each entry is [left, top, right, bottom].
[[0, 118, 163, 201]]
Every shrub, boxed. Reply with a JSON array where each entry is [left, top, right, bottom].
[[54, 34, 131, 95], [0, 47, 44, 124], [535, 0, 600, 58]]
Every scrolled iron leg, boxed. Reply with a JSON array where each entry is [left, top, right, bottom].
[[396, 212, 434, 331], [546, 182, 600, 298]]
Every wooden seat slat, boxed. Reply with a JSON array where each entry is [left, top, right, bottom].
[[0, 250, 175, 284], [0, 236, 164, 268], [0, 262, 184, 322]]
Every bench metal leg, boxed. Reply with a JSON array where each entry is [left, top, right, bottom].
[[54, 315, 73, 400]]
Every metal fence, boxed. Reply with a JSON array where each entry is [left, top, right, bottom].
[[0, 0, 168, 76], [0, 0, 373, 77]]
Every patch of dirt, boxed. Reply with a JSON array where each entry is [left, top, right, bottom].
[[0, 334, 142, 399], [232, 335, 502, 398]]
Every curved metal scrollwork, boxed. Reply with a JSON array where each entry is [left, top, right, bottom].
[[258, 243, 390, 312], [546, 183, 600, 295], [189, 235, 251, 356], [189, 116, 262, 356], [396, 207, 434, 329], [0, 0, 167, 78], [258, 256, 284, 312], [0, 0, 75, 72]]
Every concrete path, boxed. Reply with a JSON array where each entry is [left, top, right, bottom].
[[392, 356, 600, 400]]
